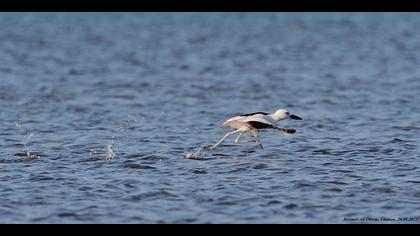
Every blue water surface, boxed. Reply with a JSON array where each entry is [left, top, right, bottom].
[[0, 13, 419, 223]]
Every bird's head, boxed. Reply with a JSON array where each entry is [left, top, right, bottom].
[[272, 109, 303, 122]]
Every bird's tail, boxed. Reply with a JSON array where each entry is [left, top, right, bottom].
[[275, 127, 296, 136]]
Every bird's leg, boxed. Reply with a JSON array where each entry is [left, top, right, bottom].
[[235, 132, 256, 143], [255, 133, 263, 149], [207, 130, 241, 150], [234, 132, 243, 143]]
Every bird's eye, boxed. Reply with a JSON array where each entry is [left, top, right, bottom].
[[286, 112, 289, 115]]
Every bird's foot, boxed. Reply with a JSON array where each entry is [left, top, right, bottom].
[[256, 141, 263, 149]]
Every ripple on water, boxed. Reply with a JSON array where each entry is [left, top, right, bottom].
[[140, 155, 168, 161], [325, 181, 349, 186], [192, 168, 208, 174], [57, 212, 78, 218], [284, 203, 298, 209], [130, 190, 177, 201], [391, 138, 405, 143], [80, 156, 104, 163], [8, 143, 25, 148], [212, 153, 230, 157], [326, 187, 343, 193], [372, 187, 394, 193], [312, 149, 332, 155], [253, 163, 269, 169], [266, 200, 282, 205], [382, 148, 395, 154], [123, 162, 156, 170], [28, 174, 55, 182], [331, 169, 353, 174], [0, 158, 35, 164]]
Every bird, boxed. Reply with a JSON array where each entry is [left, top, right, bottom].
[[206, 108, 302, 150]]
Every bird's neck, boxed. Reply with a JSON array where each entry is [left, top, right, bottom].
[[270, 114, 281, 123]]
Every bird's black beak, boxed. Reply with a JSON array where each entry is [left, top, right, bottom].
[[290, 114, 303, 120]]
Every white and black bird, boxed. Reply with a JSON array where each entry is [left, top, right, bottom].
[[206, 109, 302, 150]]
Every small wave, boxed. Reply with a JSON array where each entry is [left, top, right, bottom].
[[141, 155, 168, 161], [372, 187, 394, 193], [326, 187, 343, 193], [123, 163, 156, 170], [284, 203, 298, 209], [192, 168, 208, 174], [312, 149, 332, 155], [253, 163, 269, 169], [130, 190, 177, 201]]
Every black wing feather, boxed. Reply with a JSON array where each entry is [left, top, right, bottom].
[[247, 121, 276, 129], [239, 112, 269, 117]]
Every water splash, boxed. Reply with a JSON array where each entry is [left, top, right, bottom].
[[106, 143, 115, 160], [13, 121, 40, 160], [106, 114, 142, 161], [184, 146, 206, 160], [25, 151, 40, 160], [23, 132, 40, 159], [24, 132, 34, 152], [88, 114, 142, 161], [111, 114, 140, 143], [24, 132, 34, 141]]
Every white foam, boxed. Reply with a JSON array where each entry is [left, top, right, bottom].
[[184, 147, 206, 160], [106, 143, 115, 160], [25, 151, 40, 160]]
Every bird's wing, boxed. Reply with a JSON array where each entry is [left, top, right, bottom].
[[239, 116, 277, 129], [221, 114, 274, 129], [239, 115, 274, 124], [221, 114, 266, 127], [241, 116, 297, 135], [221, 116, 245, 127]]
